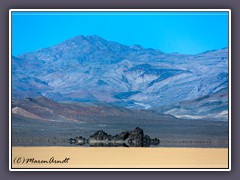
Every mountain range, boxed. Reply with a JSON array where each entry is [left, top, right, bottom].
[[12, 35, 229, 121]]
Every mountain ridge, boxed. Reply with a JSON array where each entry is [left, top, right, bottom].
[[12, 34, 229, 121]]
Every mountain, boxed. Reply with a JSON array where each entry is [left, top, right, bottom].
[[12, 35, 229, 120]]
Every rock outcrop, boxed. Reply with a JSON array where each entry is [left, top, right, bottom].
[[68, 127, 160, 147]]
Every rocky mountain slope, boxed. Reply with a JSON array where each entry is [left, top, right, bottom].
[[12, 35, 229, 120]]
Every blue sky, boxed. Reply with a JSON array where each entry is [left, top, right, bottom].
[[12, 11, 229, 56]]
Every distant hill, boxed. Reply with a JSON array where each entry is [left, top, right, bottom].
[[12, 96, 176, 123]]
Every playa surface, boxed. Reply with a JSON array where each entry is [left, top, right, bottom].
[[12, 147, 228, 169], [12, 115, 228, 148]]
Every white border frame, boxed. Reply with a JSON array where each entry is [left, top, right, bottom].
[[9, 9, 231, 171]]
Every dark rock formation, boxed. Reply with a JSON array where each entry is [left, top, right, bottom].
[[143, 135, 151, 147], [128, 127, 144, 147], [89, 130, 111, 141], [68, 138, 77, 144], [151, 138, 160, 145], [68, 127, 160, 147], [112, 131, 129, 141]]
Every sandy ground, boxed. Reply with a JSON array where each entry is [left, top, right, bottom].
[[11, 147, 228, 169]]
